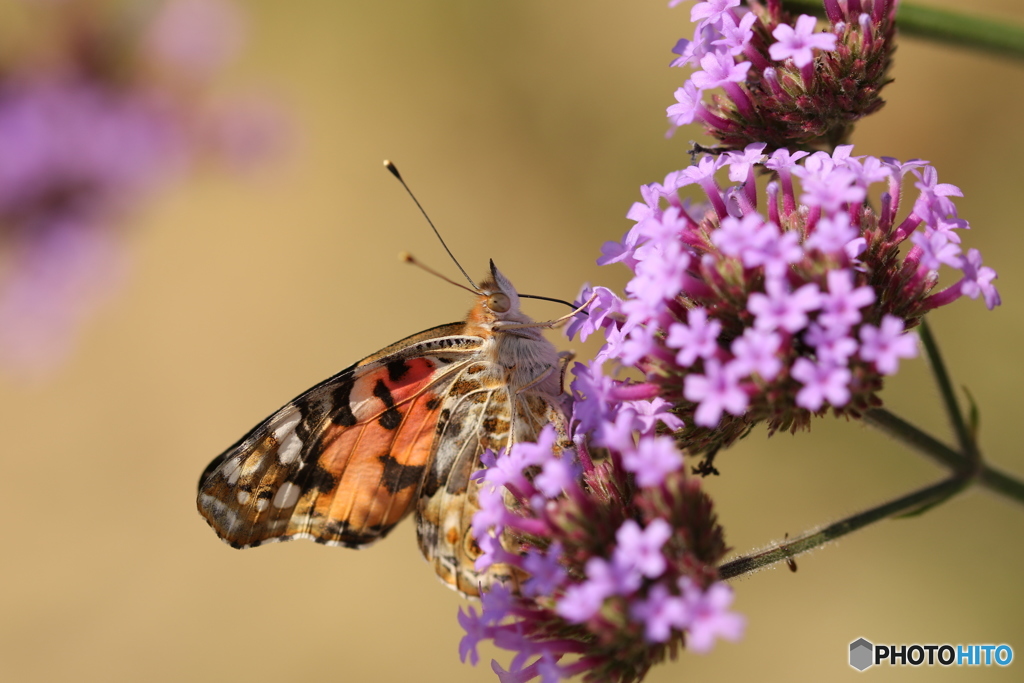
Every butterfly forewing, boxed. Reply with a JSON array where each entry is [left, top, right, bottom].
[[198, 324, 483, 549]]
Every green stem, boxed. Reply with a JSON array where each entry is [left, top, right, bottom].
[[782, 0, 1024, 61], [980, 464, 1024, 504], [862, 407, 966, 472], [918, 320, 978, 463], [863, 408, 1024, 504], [719, 473, 967, 579]]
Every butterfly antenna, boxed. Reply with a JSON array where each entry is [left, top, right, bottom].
[[384, 160, 477, 290], [400, 252, 480, 296]]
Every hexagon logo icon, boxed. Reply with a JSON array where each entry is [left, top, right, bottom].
[[850, 638, 874, 671]]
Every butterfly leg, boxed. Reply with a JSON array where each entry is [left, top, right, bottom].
[[502, 364, 551, 448], [514, 364, 557, 395], [504, 360, 563, 451], [543, 399, 576, 455], [557, 350, 574, 390]]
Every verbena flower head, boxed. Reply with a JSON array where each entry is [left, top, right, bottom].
[[668, 0, 898, 151], [578, 145, 998, 455], [0, 0, 282, 375], [461, 425, 742, 682]]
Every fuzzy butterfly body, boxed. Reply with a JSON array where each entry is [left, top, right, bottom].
[[197, 262, 573, 596]]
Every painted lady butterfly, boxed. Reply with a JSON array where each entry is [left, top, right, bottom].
[[197, 259, 575, 596]]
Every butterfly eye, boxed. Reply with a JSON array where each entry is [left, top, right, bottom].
[[487, 293, 511, 313]]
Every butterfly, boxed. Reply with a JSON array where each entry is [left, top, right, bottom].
[[197, 260, 576, 596]]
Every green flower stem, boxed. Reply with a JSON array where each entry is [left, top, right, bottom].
[[863, 409, 1024, 505], [862, 407, 966, 472], [980, 464, 1024, 504], [782, 0, 1024, 60], [918, 319, 978, 463], [719, 473, 968, 580]]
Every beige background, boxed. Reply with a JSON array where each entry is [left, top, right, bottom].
[[2, 1, 1023, 681]]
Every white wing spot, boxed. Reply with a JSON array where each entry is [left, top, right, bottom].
[[236, 490, 250, 505], [222, 457, 243, 486], [272, 407, 302, 441], [272, 481, 301, 509], [256, 498, 269, 512], [278, 432, 303, 465]]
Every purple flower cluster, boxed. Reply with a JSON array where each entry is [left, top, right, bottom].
[[572, 144, 998, 454], [0, 0, 280, 375], [455, 3, 1003, 682], [460, 426, 742, 682], [668, 0, 898, 151]]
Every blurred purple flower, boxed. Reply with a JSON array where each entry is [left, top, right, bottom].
[[0, 0, 284, 377], [630, 583, 688, 643], [678, 578, 745, 653], [0, 79, 183, 215], [684, 359, 750, 427], [621, 434, 684, 486], [792, 357, 851, 411], [613, 518, 672, 581], [145, 0, 245, 79], [858, 316, 918, 375], [0, 219, 126, 374]]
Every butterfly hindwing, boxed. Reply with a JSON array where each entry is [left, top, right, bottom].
[[417, 379, 572, 595], [197, 323, 484, 549]]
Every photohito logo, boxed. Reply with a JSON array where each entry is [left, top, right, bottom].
[[849, 638, 1013, 671]]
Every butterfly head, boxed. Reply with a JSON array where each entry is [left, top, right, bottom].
[[469, 260, 532, 327]]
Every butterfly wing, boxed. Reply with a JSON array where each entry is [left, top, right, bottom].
[[197, 323, 484, 549], [416, 372, 572, 596]]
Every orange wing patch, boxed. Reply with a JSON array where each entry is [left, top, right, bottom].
[[198, 351, 469, 550], [311, 358, 444, 542]]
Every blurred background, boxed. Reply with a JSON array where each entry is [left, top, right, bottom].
[[1, 0, 1022, 681]]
